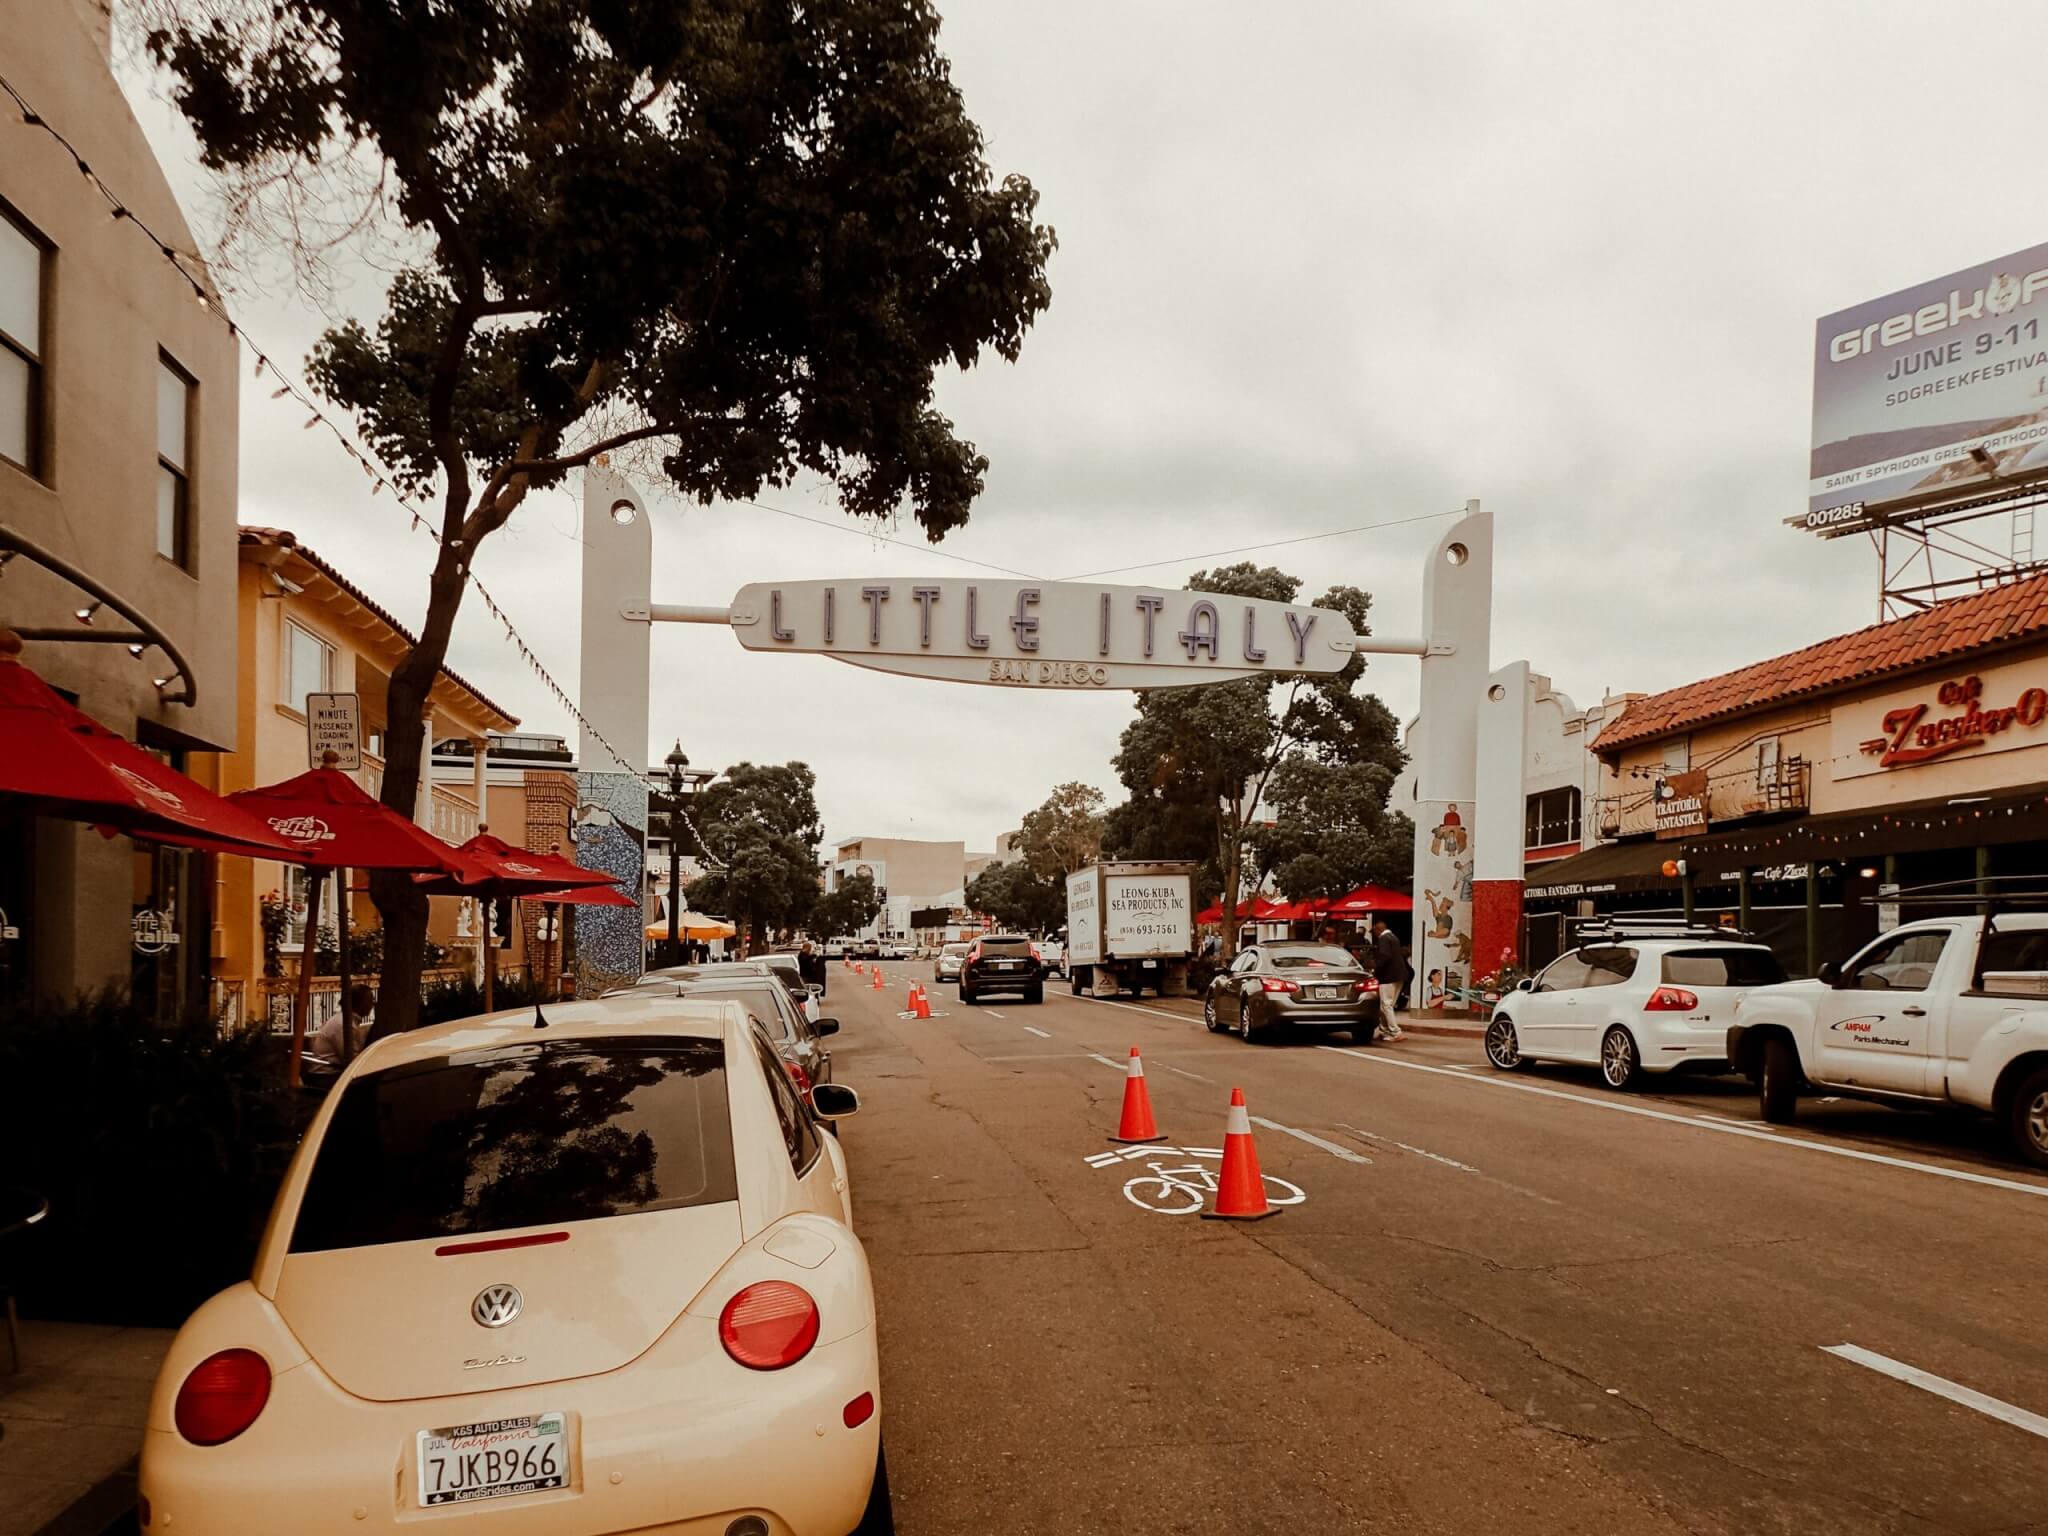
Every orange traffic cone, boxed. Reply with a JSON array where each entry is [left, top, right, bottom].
[[853, 960, 864, 975], [905, 984, 919, 1012], [871, 966, 884, 990], [1109, 1047, 1165, 1144], [914, 986, 932, 1019], [1203, 1087, 1279, 1221]]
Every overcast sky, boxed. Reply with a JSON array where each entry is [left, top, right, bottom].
[[116, 0, 2048, 853]]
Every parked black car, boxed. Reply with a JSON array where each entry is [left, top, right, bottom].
[[959, 934, 1043, 1005], [1203, 942, 1378, 1043]]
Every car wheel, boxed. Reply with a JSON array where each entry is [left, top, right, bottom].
[[959, 986, 975, 1006], [851, 1441, 895, 1535], [1484, 1015, 1523, 1070], [1026, 986, 1044, 1005], [1760, 1035, 1800, 1123], [1600, 1026, 1639, 1090], [1203, 995, 1223, 1033], [2004, 1064, 2048, 1170], [1237, 1003, 1256, 1042]]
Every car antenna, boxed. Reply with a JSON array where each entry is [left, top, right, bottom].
[[533, 1003, 550, 1030]]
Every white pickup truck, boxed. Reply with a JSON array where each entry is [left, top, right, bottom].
[[1725, 913, 2048, 1168]]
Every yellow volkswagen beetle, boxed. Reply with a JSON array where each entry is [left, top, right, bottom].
[[139, 994, 889, 1534]]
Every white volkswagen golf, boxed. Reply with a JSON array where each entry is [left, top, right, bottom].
[[139, 993, 890, 1535], [1484, 923, 1786, 1089]]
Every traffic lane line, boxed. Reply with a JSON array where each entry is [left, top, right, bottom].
[[1251, 1115, 1371, 1165], [1823, 1344, 2048, 1442], [1311, 1045, 2048, 1201], [1337, 1123, 1478, 1173], [1022, 1025, 1052, 1039]]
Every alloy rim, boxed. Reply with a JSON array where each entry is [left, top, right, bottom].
[[1486, 1018, 1517, 1067], [1603, 1030, 1633, 1086], [1203, 998, 1216, 1030], [2027, 1090, 2048, 1152]]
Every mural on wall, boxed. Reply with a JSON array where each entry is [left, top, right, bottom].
[[1414, 803, 1474, 1011], [573, 771, 648, 997]]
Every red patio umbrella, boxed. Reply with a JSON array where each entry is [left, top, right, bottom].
[[518, 883, 636, 907], [1330, 883, 1414, 914], [227, 756, 473, 1083], [0, 633, 297, 859], [413, 832, 615, 1011]]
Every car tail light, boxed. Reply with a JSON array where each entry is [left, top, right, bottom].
[[1354, 978, 1379, 993], [1644, 986, 1700, 1012], [720, 1281, 820, 1370], [173, 1349, 271, 1445], [1259, 976, 1299, 993], [784, 1058, 812, 1097]]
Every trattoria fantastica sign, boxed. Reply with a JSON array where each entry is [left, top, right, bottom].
[[725, 579, 1359, 689]]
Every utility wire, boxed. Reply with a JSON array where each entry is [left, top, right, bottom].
[[740, 499, 1040, 578], [1057, 510, 1462, 582]]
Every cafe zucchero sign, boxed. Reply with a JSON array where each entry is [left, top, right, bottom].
[[1840, 669, 2048, 775], [727, 578, 1358, 689]]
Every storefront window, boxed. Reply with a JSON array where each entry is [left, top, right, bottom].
[[129, 755, 212, 1028]]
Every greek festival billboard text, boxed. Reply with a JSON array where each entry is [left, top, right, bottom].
[[1802, 240, 2048, 533]]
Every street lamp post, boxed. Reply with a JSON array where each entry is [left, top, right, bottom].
[[658, 743, 715, 968]]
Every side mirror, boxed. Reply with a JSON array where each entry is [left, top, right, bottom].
[[815, 1017, 840, 1036], [1817, 960, 1842, 987], [807, 983, 825, 998], [810, 1082, 860, 1119], [1516, 977, 1535, 993]]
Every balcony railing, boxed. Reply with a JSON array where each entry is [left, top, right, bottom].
[[1600, 757, 1810, 840]]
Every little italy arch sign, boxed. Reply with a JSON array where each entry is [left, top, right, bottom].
[[706, 577, 1361, 688]]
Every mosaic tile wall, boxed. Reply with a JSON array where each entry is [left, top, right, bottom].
[[574, 769, 649, 997]]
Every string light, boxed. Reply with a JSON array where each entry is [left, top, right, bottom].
[[0, 67, 643, 780]]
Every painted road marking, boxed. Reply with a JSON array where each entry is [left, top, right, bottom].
[[1165, 1063, 1213, 1083], [1251, 1115, 1372, 1165], [1311, 1045, 2048, 1201], [985, 1010, 1006, 1019], [1086, 1052, 1125, 1071], [1823, 1344, 2048, 1441], [1022, 1025, 1052, 1038], [1339, 1123, 1476, 1172], [1080, 1144, 1308, 1216]]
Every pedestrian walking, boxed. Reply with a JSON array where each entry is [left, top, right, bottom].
[[1370, 918, 1406, 1041], [798, 938, 826, 996]]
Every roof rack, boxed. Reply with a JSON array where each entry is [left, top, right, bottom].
[[1571, 917, 1763, 944], [1864, 875, 2048, 910]]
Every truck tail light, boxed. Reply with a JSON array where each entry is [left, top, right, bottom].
[[1644, 986, 1700, 1012], [1260, 976, 1299, 993]]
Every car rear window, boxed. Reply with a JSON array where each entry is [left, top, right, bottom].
[[980, 938, 1032, 957], [1269, 946, 1360, 969], [290, 1039, 738, 1253], [1661, 949, 1786, 987]]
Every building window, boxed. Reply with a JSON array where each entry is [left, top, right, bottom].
[[1524, 786, 1582, 850], [286, 620, 333, 714], [156, 352, 195, 567], [1755, 735, 1781, 789], [282, 865, 314, 949], [0, 203, 47, 476], [1661, 737, 1690, 774]]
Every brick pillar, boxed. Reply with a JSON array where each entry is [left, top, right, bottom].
[[523, 769, 578, 989]]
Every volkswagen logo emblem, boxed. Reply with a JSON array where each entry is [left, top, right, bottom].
[[471, 1284, 523, 1329]]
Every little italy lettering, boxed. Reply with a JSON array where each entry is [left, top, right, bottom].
[[729, 577, 1356, 690], [1860, 673, 2048, 769]]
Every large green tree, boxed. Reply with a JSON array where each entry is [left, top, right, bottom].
[[1016, 781, 1106, 880], [1252, 758, 1414, 902], [140, 0, 1054, 1028], [964, 860, 1064, 934], [683, 762, 823, 947], [1107, 564, 1403, 957], [810, 870, 882, 941]]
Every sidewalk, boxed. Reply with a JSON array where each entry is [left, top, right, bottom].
[[0, 1319, 170, 1536]]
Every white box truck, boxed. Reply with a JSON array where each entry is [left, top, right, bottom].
[[1065, 861, 1198, 997]]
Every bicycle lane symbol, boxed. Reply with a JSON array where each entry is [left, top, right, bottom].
[[1082, 1144, 1306, 1216]]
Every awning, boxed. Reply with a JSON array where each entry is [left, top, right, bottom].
[[1674, 780, 2048, 878], [1522, 841, 1680, 901], [0, 635, 300, 859]]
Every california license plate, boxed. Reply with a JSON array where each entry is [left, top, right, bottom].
[[1314, 986, 1343, 1000], [417, 1412, 568, 1506]]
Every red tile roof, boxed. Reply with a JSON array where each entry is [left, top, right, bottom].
[[1592, 569, 2048, 754], [238, 527, 518, 729]]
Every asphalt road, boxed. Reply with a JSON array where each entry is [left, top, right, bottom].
[[824, 961, 2048, 1536]]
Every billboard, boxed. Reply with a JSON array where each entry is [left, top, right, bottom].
[[1800, 241, 2048, 535]]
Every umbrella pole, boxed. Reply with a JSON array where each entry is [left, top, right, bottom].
[[288, 868, 324, 1090], [337, 866, 353, 1067], [483, 898, 495, 1013]]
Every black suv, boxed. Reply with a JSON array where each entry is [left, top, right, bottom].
[[959, 934, 1043, 1005]]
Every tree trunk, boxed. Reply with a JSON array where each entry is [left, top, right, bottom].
[[1217, 807, 1243, 963], [367, 538, 471, 1036]]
